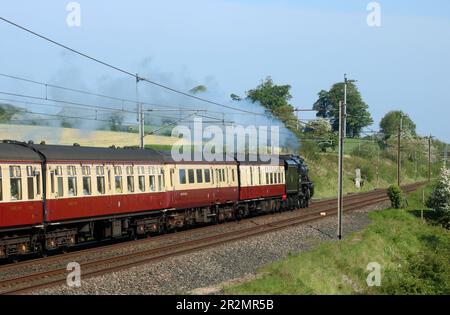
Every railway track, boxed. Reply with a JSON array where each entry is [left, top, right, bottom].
[[0, 182, 423, 295]]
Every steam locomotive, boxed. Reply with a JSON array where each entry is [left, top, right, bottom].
[[0, 140, 313, 260]]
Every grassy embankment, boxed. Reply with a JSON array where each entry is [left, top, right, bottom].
[[305, 138, 430, 199], [226, 184, 450, 295]]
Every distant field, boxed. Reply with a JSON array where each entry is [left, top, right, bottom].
[[0, 124, 184, 147]]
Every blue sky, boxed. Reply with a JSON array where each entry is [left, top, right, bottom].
[[0, 0, 449, 142]]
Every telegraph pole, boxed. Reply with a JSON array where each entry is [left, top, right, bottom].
[[136, 74, 144, 149], [337, 74, 355, 240], [397, 115, 403, 186], [337, 100, 345, 240]]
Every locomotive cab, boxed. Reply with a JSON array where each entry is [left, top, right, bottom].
[[280, 155, 314, 209]]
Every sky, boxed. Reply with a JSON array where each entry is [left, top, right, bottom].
[[0, 0, 449, 143]]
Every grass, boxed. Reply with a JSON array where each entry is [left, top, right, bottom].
[[307, 151, 429, 199], [225, 185, 450, 295]]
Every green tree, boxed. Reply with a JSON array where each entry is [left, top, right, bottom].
[[246, 77, 298, 136], [313, 83, 373, 137], [247, 77, 292, 110], [380, 111, 417, 139], [304, 118, 331, 135], [0, 104, 20, 122]]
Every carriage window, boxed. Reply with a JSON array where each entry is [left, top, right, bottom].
[[179, 169, 186, 184], [266, 173, 269, 185], [107, 169, 112, 191], [278, 172, 281, 184], [97, 177, 105, 195], [26, 166, 35, 200], [232, 169, 235, 183], [211, 169, 215, 184], [96, 166, 105, 195], [9, 166, 22, 201], [161, 170, 165, 188], [127, 175, 135, 193], [258, 167, 261, 185], [216, 169, 220, 183], [126, 166, 135, 193], [138, 175, 145, 192], [68, 176, 77, 197], [188, 169, 195, 184], [53, 166, 64, 198], [83, 177, 92, 196], [114, 166, 123, 193], [50, 171, 55, 194], [149, 175, 155, 191], [36, 171, 41, 195], [204, 169, 211, 183], [57, 177, 64, 197], [222, 169, 226, 182], [126, 166, 135, 192], [170, 169, 174, 187], [82, 166, 92, 196], [115, 176, 123, 193], [270, 173, 274, 184], [126, 166, 134, 176], [196, 169, 203, 183], [82, 166, 91, 176], [158, 175, 163, 191], [55, 166, 63, 176], [250, 168, 253, 186], [67, 167, 77, 196]]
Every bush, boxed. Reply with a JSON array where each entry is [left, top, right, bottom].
[[358, 164, 375, 182], [387, 184, 403, 209], [300, 141, 320, 161], [426, 167, 450, 229]]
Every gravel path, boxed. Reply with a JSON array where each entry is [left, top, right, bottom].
[[33, 202, 389, 295]]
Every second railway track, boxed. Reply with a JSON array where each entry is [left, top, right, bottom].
[[0, 182, 423, 295]]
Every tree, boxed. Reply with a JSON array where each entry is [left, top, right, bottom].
[[246, 77, 299, 137], [247, 77, 292, 110], [303, 119, 337, 152], [313, 82, 373, 137], [0, 104, 20, 122], [380, 111, 416, 139], [426, 167, 450, 229], [304, 118, 331, 136]]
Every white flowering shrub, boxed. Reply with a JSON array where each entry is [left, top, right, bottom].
[[426, 167, 450, 229]]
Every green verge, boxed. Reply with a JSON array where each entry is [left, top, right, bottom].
[[225, 185, 450, 295]]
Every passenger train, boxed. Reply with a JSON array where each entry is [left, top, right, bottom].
[[0, 140, 313, 260]]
